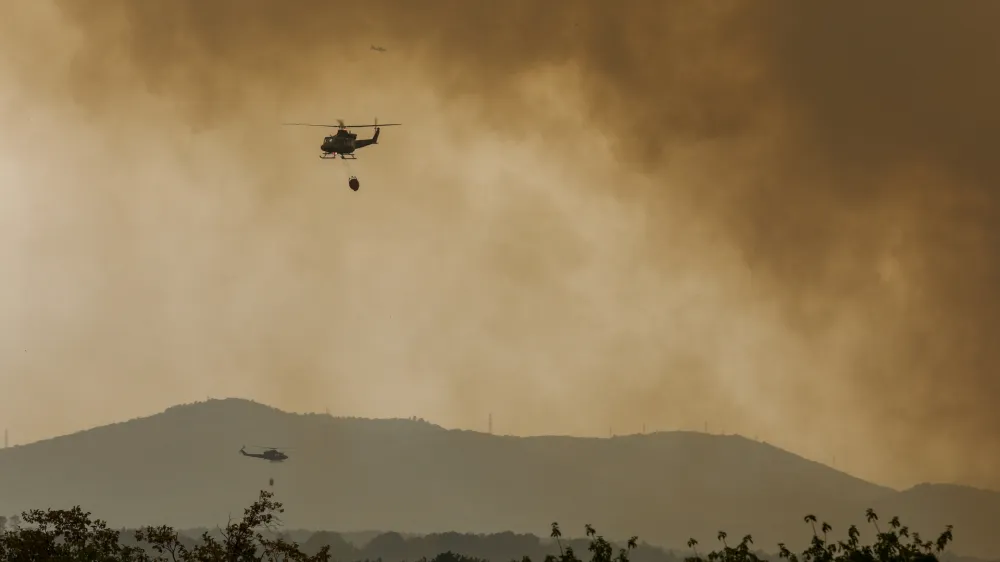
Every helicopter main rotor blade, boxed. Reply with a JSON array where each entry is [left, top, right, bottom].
[[282, 123, 344, 128], [282, 122, 401, 128], [341, 123, 402, 128]]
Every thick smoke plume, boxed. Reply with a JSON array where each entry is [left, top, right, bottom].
[[2, 1, 999, 489]]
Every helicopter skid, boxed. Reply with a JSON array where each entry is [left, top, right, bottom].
[[319, 153, 357, 160]]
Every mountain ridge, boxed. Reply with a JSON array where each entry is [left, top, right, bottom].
[[1, 398, 996, 558]]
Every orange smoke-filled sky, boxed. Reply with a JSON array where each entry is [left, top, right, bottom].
[[1, 1, 999, 490]]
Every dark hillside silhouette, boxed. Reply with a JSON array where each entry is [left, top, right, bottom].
[[0, 398, 996, 558]]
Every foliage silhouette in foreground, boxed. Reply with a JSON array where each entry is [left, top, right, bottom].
[[0, 490, 331, 562], [0, 491, 954, 562], [681, 509, 953, 562]]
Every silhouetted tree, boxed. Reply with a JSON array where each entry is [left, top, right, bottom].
[[0, 490, 331, 562], [0, 499, 956, 562], [551, 523, 564, 557], [0, 504, 148, 561], [685, 509, 953, 562]]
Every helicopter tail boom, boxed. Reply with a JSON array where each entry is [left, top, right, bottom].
[[352, 127, 380, 151]]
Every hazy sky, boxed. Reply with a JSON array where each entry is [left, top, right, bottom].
[[2, 1, 999, 491]]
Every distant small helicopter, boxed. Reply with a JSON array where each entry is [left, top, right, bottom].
[[282, 118, 401, 160], [239, 445, 290, 463], [371, 45, 387, 53]]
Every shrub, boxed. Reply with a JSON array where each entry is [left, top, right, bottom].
[[680, 510, 954, 562], [0, 491, 954, 562]]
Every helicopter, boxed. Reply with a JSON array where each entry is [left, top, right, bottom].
[[282, 118, 401, 160], [371, 45, 387, 53], [239, 445, 290, 462]]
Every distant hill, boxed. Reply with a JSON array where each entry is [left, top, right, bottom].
[[0, 398, 996, 558], [166, 529, 995, 562]]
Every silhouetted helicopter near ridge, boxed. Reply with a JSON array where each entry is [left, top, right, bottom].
[[239, 445, 290, 463], [282, 118, 402, 160]]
